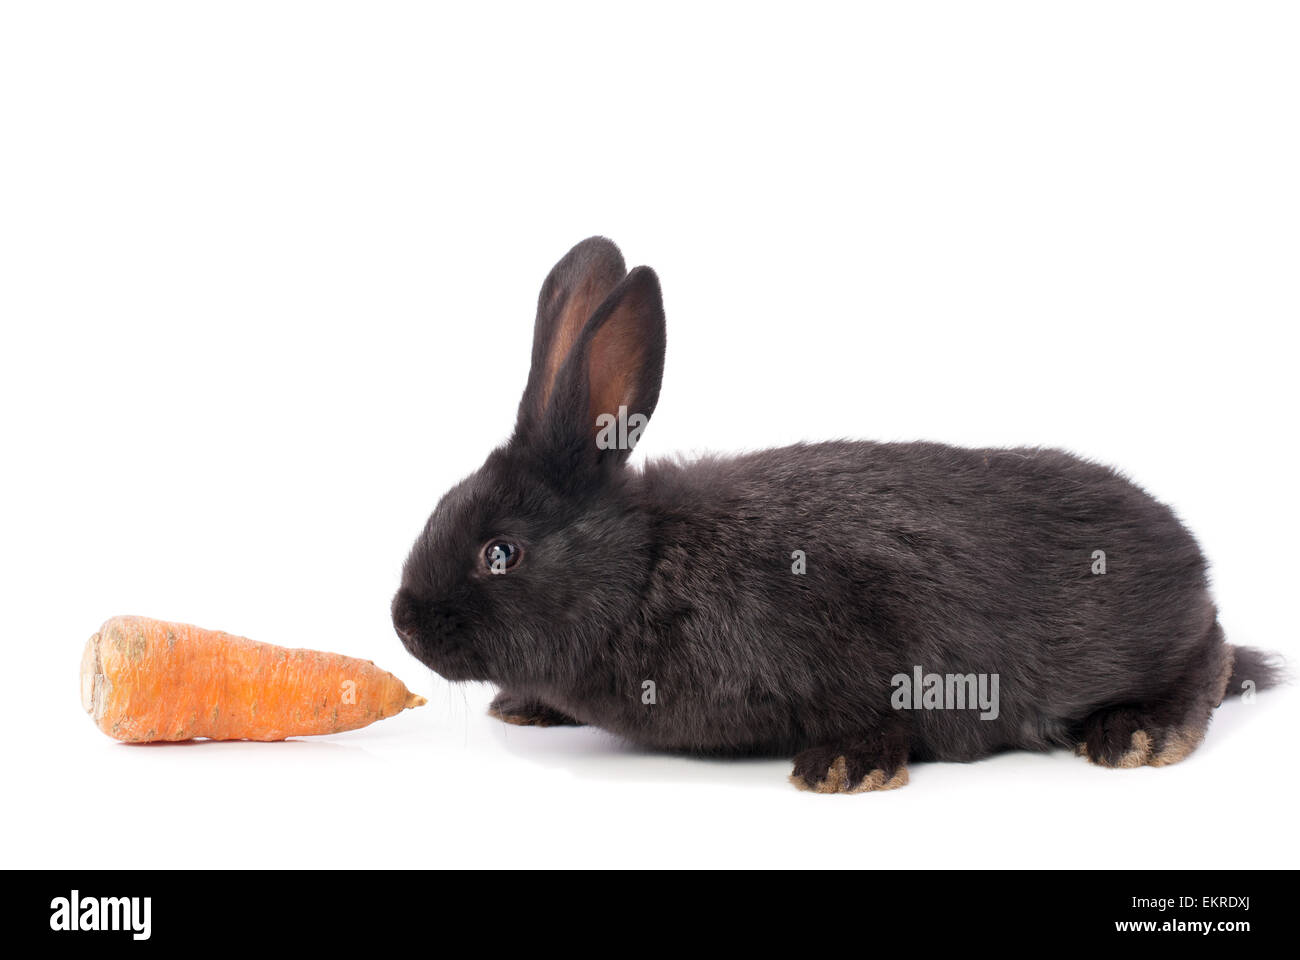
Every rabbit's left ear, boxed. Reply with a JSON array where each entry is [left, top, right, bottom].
[[517, 237, 627, 436], [546, 266, 666, 467]]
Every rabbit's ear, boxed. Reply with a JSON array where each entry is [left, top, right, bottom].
[[517, 237, 627, 433], [545, 265, 666, 467]]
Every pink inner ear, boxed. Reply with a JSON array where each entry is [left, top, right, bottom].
[[538, 274, 618, 417], [586, 303, 644, 428]]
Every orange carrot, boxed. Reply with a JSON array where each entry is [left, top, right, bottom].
[[81, 615, 426, 742]]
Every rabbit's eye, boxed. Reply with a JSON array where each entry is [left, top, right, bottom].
[[484, 540, 521, 574]]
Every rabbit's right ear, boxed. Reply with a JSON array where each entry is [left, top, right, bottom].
[[516, 237, 627, 435]]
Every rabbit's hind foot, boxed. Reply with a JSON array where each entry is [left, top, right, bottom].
[[1074, 705, 1207, 769]]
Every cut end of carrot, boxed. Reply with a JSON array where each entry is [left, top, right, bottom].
[[406, 693, 428, 709], [80, 633, 103, 719]]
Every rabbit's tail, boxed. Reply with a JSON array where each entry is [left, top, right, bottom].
[[1224, 645, 1285, 697]]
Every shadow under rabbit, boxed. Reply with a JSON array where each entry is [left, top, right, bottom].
[[487, 720, 794, 789]]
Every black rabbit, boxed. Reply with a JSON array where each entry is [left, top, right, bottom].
[[392, 237, 1280, 792]]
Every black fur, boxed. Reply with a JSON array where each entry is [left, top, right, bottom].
[[393, 237, 1280, 790]]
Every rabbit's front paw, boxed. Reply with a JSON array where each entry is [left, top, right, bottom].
[[488, 691, 584, 727], [789, 742, 910, 794]]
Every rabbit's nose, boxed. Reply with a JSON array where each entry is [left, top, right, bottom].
[[391, 588, 422, 645]]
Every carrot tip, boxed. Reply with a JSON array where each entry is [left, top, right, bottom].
[[407, 694, 428, 709]]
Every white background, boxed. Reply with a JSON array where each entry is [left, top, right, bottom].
[[2, 2, 1296, 869]]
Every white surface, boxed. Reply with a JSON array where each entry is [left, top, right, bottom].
[[2, 2, 1297, 869]]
